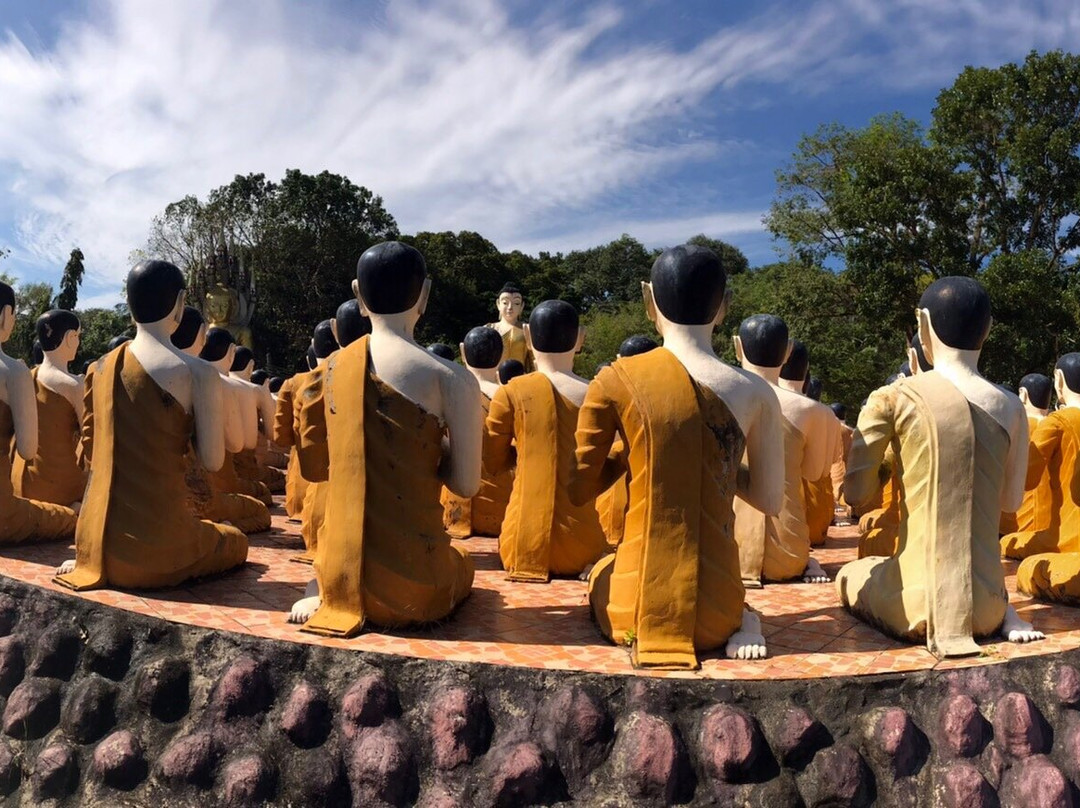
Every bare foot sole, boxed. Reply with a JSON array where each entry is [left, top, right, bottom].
[[1001, 603, 1044, 643], [56, 559, 76, 575], [725, 609, 767, 660], [802, 557, 831, 584]]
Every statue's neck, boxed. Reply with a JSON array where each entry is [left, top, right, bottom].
[[1025, 402, 1050, 419], [658, 323, 716, 359], [468, 366, 499, 386], [41, 353, 70, 375], [211, 357, 232, 375], [370, 312, 417, 341], [742, 362, 781, 385], [230, 369, 252, 382], [133, 321, 175, 346], [777, 378, 804, 394], [927, 346, 981, 383], [534, 350, 577, 375]]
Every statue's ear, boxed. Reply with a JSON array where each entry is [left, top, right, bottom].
[[713, 288, 733, 327], [0, 305, 13, 339], [459, 342, 466, 364], [1055, 368, 1067, 401], [916, 308, 935, 367], [417, 278, 432, 317], [782, 339, 794, 365], [575, 327, 585, 354], [523, 324, 533, 353], [172, 289, 186, 322], [1018, 387, 1030, 406], [330, 319, 339, 345], [352, 279, 371, 317], [642, 282, 657, 324], [733, 334, 745, 365]]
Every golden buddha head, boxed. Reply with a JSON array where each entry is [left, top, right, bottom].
[[496, 283, 524, 328]]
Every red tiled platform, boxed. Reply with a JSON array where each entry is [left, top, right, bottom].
[[1, 501, 1077, 681]]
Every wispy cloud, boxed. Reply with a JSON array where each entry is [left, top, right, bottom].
[[0, 0, 1075, 299]]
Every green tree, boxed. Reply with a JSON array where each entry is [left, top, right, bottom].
[[74, 305, 132, 369], [686, 234, 750, 275], [56, 248, 85, 311], [575, 299, 657, 377], [3, 281, 55, 363], [560, 234, 656, 312]]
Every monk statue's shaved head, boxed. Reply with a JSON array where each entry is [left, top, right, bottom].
[[1057, 354, 1080, 394], [650, 245, 726, 325], [127, 260, 185, 323], [199, 327, 235, 363], [313, 320, 338, 359], [36, 310, 80, 352], [463, 327, 503, 369], [497, 359, 525, 384], [528, 300, 579, 353], [780, 340, 809, 383], [1020, 372, 1053, 409], [918, 276, 992, 351], [335, 299, 370, 348], [618, 334, 658, 358], [171, 306, 205, 351], [356, 241, 427, 315], [738, 314, 789, 368]]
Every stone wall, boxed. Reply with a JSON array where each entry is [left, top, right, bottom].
[[0, 577, 1077, 806]]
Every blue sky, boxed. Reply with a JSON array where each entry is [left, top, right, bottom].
[[0, 0, 1077, 307]]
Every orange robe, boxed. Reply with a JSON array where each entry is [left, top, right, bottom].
[[11, 368, 88, 507], [297, 336, 473, 637], [485, 373, 610, 581], [235, 446, 285, 494], [0, 400, 76, 544], [185, 451, 271, 535], [442, 395, 513, 538], [274, 376, 311, 520], [1001, 414, 1061, 559], [831, 422, 854, 510], [55, 345, 247, 590], [857, 457, 902, 559], [570, 348, 745, 669], [804, 473, 834, 547]]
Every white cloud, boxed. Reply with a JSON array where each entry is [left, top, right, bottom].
[[0, 0, 1075, 301]]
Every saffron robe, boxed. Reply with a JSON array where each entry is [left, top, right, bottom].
[[831, 421, 854, 508], [1001, 414, 1068, 559], [235, 445, 285, 494], [11, 368, 87, 506], [274, 374, 314, 520], [570, 348, 745, 670], [297, 336, 474, 637], [0, 399, 76, 544], [486, 322, 533, 371], [185, 451, 271, 535], [857, 454, 901, 559], [804, 473, 834, 547], [734, 417, 811, 584], [837, 372, 1010, 657], [486, 373, 610, 581], [442, 394, 513, 538], [55, 345, 247, 590]]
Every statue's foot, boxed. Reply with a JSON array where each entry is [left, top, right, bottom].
[[288, 596, 321, 624], [56, 559, 76, 575], [1002, 603, 1044, 644], [725, 609, 767, 660], [578, 563, 595, 582], [802, 557, 831, 584]]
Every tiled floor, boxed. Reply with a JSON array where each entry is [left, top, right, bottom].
[[2, 502, 1078, 681]]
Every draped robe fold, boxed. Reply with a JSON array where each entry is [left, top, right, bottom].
[[857, 454, 902, 559], [1001, 412, 1074, 559], [485, 373, 610, 581], [273, 376, 309, 520], [55, 345, 247, 590], [570, 348, 745, 670], [185, 451, 271, 535], [11, 367, 87, 506], [442, 394, 513, 538], [298, 336, 474, 637], [804, 474, 834, 547], [837, 373, 1010, 657]]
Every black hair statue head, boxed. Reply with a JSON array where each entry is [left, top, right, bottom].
[[463, 326, 504, 369], [199, 327, 235, 363], [107, 335, 131, 352], [427, 343, 456, 362], [335, 299, 370, 348], [0, 282, 14, 316], [251, 369, 269, 386], [805, 377, 823, 401], [306, 345, 317, 370], [170, 306, 205, 351], [269, 376, 285, 394], [31, 340, 43, 366], [779, 340, 809, 382], [356, 241, 427, 315], [498, 359, 525, 385], [649, 244, 726, 326], [499, 282, 523, 296], [830, 402, 847, 421], [910, 331, 933, 372], [126, 260, 186, 324], [738, 314, 789, 368], [313, 320, 339, 359], [618, 334, 658, 358], [1057, 355, 1080, 396], [897, 362, 912, 378], [918, 276, 992, 351], [36, 309, 80, 352], [230, 346, 255, 373], [528, 300, 579, 353], [1019, 372, 1053, 410]]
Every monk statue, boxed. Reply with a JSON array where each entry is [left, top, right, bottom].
[[442, 326, 514, 538], [12, 310, 88, 508], [487, 282, 533, 370], [170, 306, 270, 535], [332, 299, 371, 348], [837, 276, 1043, 657], [0, 288, 78, 543], [274, 367, 311, 523], [230, 346, 284, 494], [732, 318, 833, 585], [829, 403, 854, 523], [999, 372, 1052, 538], [288, 241, 479, 635], [427, 343, 456, 362], [485, 300, 611, 581], [570, 246, 784, 667], [55, 261, 247, 588]]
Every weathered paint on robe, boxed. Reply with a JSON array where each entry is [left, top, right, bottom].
[[273, 376, 309, 519], [804, 473, 834, 547], [857, 456, 901, 559], [1001, 413, 1072, 559], [442, 395, 512, 538], [570, 348, 745, 670], [11, 367, 87, 507], [185, 450, 270, 535]]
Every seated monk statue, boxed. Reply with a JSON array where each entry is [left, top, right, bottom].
[[838, 276, 1042, 656], [171, 306, 270, 535], [497, 359, 525, 385], [230, 346, 285, 494], [485, 300, 611, 581], [199, 328, 273, 507], [1014, 357, 1080, 603], [829, 403, 854, 523], [594, 334, 660, 549], [0, 288, 77, 543], [487, 282, 533, 370], [778, 344, 839, 550], [442, 327, 514, 538], [250, 370, 289, 470], [288, 241, 479, 635], [12, 309, 88, 508], [733, 320, 833, 585], [571, 245, 785, 667], [55, 261, 247, 588], [999, 372, 1052, 539]]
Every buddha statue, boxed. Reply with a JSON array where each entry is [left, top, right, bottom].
[[427, 343, 457, 362], [288, 241, 479, 636], [829, 403, 854, 523], [570, 245, 785, 667], [12, 309, 88, 508], [55, 261, 247, 589], [497, 359, 525, 385], [170, 306, 270, 535], [998, 372, 1052, 538], [487, 283, 533, 370], [485, 300, 610, 581], [229, 346, 285, 494], [732, 319, 833, 585], [0, 288, 78, 544], [442, 326, 513, 538], [204, 281, 254, 349], [838, 276, 1042, 657]]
